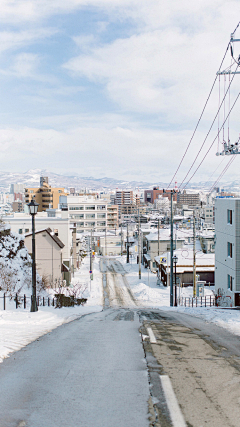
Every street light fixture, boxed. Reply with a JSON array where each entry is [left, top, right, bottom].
[[28, 199, 39, 312], [172, 254, 178, 307]]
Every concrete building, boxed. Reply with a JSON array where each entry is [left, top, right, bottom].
[[107, 205, 119, 229], [59, 195, 108, 232], [177, 191, 200, 209], [24, 177, 66, 212], [215, 198, 240, 306], [144, 187, 178, 204]]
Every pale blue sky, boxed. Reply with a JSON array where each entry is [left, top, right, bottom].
[[0, 1, 240, 183]]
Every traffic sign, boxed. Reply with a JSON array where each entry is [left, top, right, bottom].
[[89, 270, 92, 274]]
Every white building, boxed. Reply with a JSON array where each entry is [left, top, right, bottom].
[[59, 195, 118, 232], [1, 211, 74, 270], [215, 198, 240, 307], [25, 228, 64, 287]]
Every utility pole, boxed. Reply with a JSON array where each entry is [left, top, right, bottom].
[[193, 212, 196, 297], [126, 222, 129, 263], [90, 229, 92, 274], [138, 209, 141, 279], [170, 191, 174, 307], [158, 218, 160, 257], [105, 227, 107, 257], [121, 221, 123, 256], [164, 189, 176, 307]]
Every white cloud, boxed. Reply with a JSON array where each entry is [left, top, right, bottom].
[[0, 120, 238, 183], [10, 52, 39, 77], [63, 2, 240, 128], [0, 28, 56, 54]]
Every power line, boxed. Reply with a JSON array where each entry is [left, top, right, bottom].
[[209, 156, 236, 193], [179, 63, 239, 189], [167, 42, 232, 190], [167, 21, 240, 190], [182, 91, 240, 189]]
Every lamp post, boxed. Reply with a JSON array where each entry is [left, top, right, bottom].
[[173, 254, 178, 307], [28, 199, 39, 312]]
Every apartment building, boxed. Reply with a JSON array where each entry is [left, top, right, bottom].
[[24, 177, 66, 212], [215, 198, 240, 306], [177, 191, 200, 209], [59, 195, 109, 232], [107, 205, 118, 229]]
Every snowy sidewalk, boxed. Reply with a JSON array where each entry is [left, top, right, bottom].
[[0, 255, 103, 363]]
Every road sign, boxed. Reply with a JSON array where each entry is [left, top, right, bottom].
[[89, 270, 92, 274], [160, 257, 166, 263]]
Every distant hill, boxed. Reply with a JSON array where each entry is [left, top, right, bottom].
[[0, 169, 238, 192]]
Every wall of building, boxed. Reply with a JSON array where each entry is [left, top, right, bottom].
[[25, 232, 62, 286], [215, 198, 240, 306]]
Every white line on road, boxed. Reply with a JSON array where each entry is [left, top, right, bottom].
[[147, 327, 157, 343], [160, 375, 186, 427]]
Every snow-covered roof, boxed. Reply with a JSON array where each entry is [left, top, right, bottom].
[[155, 245, 215, 272]]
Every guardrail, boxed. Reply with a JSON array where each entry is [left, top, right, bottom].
[[177, 295, 216, 307]]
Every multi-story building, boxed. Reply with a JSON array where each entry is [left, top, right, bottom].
[[144, 187, 178, 204], [215, 198, 240, 306], [59, 195, 109, 232], [177, 190, 200, 209], [116, 190, 134, 205], [24, 177, 66, 212], [107, 205, 118, 229]]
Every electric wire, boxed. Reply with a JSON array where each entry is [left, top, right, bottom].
[[204, 157, 226, 188], [167, 41, 231, 190], [167, 21, 240, 190], [182, 91, 240, 189], [209, 155, 236, 193], [179, 64, 239, 189]]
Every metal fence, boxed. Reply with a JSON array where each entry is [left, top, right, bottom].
[[177, 295, 216, 308], [1, 293, 56, 310]]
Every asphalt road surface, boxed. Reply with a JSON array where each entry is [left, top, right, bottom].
[[1, 258, 240, 427]]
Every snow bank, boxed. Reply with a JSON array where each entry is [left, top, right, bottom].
[[0, 255, 103, 363]]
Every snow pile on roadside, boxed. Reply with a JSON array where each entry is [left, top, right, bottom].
[[0, 255, 103, 364], [174, 306, 240, 336], [0, 305, 102, 363]]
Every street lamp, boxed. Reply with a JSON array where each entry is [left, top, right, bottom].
[[173, 254, 178, 307], [28, 199, 39, 312]]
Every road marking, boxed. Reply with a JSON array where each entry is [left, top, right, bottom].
[[147, 327, 157, 343], [160, 375, 186, 427]]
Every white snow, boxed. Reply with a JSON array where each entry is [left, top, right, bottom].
[[0, 254, 102, 363]]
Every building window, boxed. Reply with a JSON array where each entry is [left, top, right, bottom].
[[18, 229, 23, 234], [97, 213, 106, 218], [227, 209, 233, 224], [228, 274, 233, 291], [25, 228, 29, 233], [97, 222, 106, 226], [85, 206, 95, 210], [228, 242, 233, 258], [69, 206, 83, 210], [86, 214, 95, 219], [97, 205, 106, 210]]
